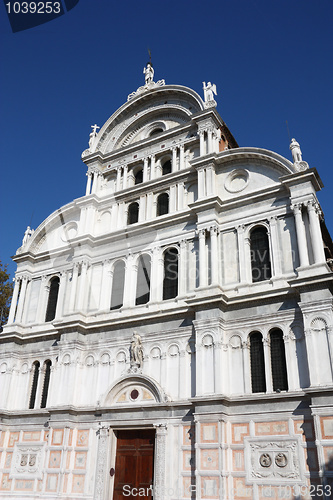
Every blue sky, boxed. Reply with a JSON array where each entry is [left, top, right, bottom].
[[1, 0, 332, 277]]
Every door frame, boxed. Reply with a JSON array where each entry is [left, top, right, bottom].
[[93, 424, 167, 500]]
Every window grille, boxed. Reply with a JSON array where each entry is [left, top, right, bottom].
[[270, 329, 288, 391], [250, 332, 266, 393], [250, 227, 272, 282]]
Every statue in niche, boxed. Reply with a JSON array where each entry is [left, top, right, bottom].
[[203, 81, 217, 103], [22, 226, 34, 246], [130, 332, 143, 368], [143, 62, 154, 85]]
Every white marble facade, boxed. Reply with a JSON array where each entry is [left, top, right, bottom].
[[1, 70, 333, 499]]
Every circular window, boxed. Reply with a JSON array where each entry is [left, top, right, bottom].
[[130, 389, 139, 400], [225, 169, 249, 193]]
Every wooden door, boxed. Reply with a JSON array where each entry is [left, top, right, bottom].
[[113, 429, 155, 500]]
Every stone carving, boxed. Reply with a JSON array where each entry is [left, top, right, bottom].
[[13, 445, 44, 478], [143, 62, 154, 84], [246, 439, 302, 483], [130, 332, 143, 368], [94, 427, 108, 500], [259, 453, 272, 467], [154, 424, 167, 500], [89, 124, 100, 149], [203, 81, 217, 108], [22, 226, 34, 246], [275, 452, 288, 467], [289, 138, 309, 171]]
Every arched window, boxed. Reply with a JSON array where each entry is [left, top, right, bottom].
[[270, 329, 288, 391], [128, 202, 139, 225], [250, 227, 271, 282], [45, 277, 60, 322], [249, 332, 266, 393], [29, 361, 40, 409], [163, 248, 178, 300], [134, 169, 143, 185], [157, 193, 169, 216], [40, 360, 52, 408], [135, 254, 151, 305], [111, 261, 125, 310], [162, 159, 172, 175]]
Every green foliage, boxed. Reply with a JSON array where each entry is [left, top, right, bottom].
[[0, 261, 13, 327]]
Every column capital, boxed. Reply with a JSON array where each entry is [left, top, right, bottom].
[[291, 202, 303, 214], [179, 239, 187, 249], [236, 224, 246, 233], [198, 228, 206, 238], [268, 215, 278, 225], [209, 224, 219, 235]]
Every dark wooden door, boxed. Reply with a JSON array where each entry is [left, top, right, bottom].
[[113, 429, 155, 500]]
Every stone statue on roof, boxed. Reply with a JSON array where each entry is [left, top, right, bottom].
[[143, 62, 154, 85], [203, 81, 217, 108]]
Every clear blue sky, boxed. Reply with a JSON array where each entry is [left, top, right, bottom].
[[1, 0, 332, 278]]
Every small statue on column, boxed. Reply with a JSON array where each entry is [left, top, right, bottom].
[[289, 138, 309, 171], [22, 226, 34, 246], [203, 81, 217, 108], [89, 124, 100, 149], [130, 331, 143, 369], [143, 62, 154, 85]]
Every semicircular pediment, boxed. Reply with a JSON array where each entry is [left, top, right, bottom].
[[103, 374, 169, 406]]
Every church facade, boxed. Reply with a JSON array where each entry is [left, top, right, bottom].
[[1, 67, 333, 499]]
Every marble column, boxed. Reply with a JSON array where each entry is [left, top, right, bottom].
[[206, 165, 215, 196], [139, 195, 146, 222], [292, 203, 309, 267], [304, 328, 319, 386], [123, 254, 134, 307], [197, 168, 206, 199], [177, 182, 184, 210], [236, 225, 247, 284], [198, 229, 208, 287], [150, 246, 162, 302], [199, 130, 205, 156], [123, 165, 128, 190], [116, 166, 122, 191], [210, 226, 219, 284], [15, 276, 29, 323], [179, 240, 187, 296], [268, 216, 282, 277], [179, 144, 185, 170], [8, 277, 20, 323], [244, 235, 253, 283], [153, 424, 167, 500], [36, 276, 48, 323], [172, 147, 178, 172], [307, 200, 326, 264], [99, 260, 112, 311], [283, 333, 297, 391], [150, 155, 156, 180], [76, 261, 89, 312], [69, 263, 79, 312], [91, 172, 98, 194], [55, 271, 67, 320], [93, 427, 109, 500], [207, 128, 213, 153], [169, 185, 176, 212], [242, 340, 252, 394], [85, 172, 92, 196], [263, 337, 273, 392], [143, 157, 149, 182]]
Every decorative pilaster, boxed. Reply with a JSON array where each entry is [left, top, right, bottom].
[[177, 182, 184, 210], [68, 263, 79, 313], [198, 229, 208, 287], [268, 216, 282, 277], [85, 171, 92, 196], [150, 155, 156, 180], [116, 166, 122, 191], [179, 144, 185, 170], [236, 225, 247, 284], [263, 337, 273, 393], [8, 277, 20, 323], [99, 260, 112, 311], [172, 147, 178, 172], [291, 203, 309, 267], [304, 328, 319, 386], [123, 165, 128, 190], [169, 185, 177, 212], [199, 130, 205, 156], [207, 128, 213, 153], [179, 239, 187, 296], [150, 246, 162, 302], [76, 261, 89, 312], [94, 427, 109, 500], [153, 424, 167, 500], [197, 168, 205, 199], [55, 271, 67, 320], [36, 275, 47, 323], [242, 340, 252, 393], [306, 200, 326, 264], [123, 254, 135, 307], [15, 275, 29, 323], [283, 333, 297, 391], [209, 225, 219, 284], [143, 157, 149, 182]]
